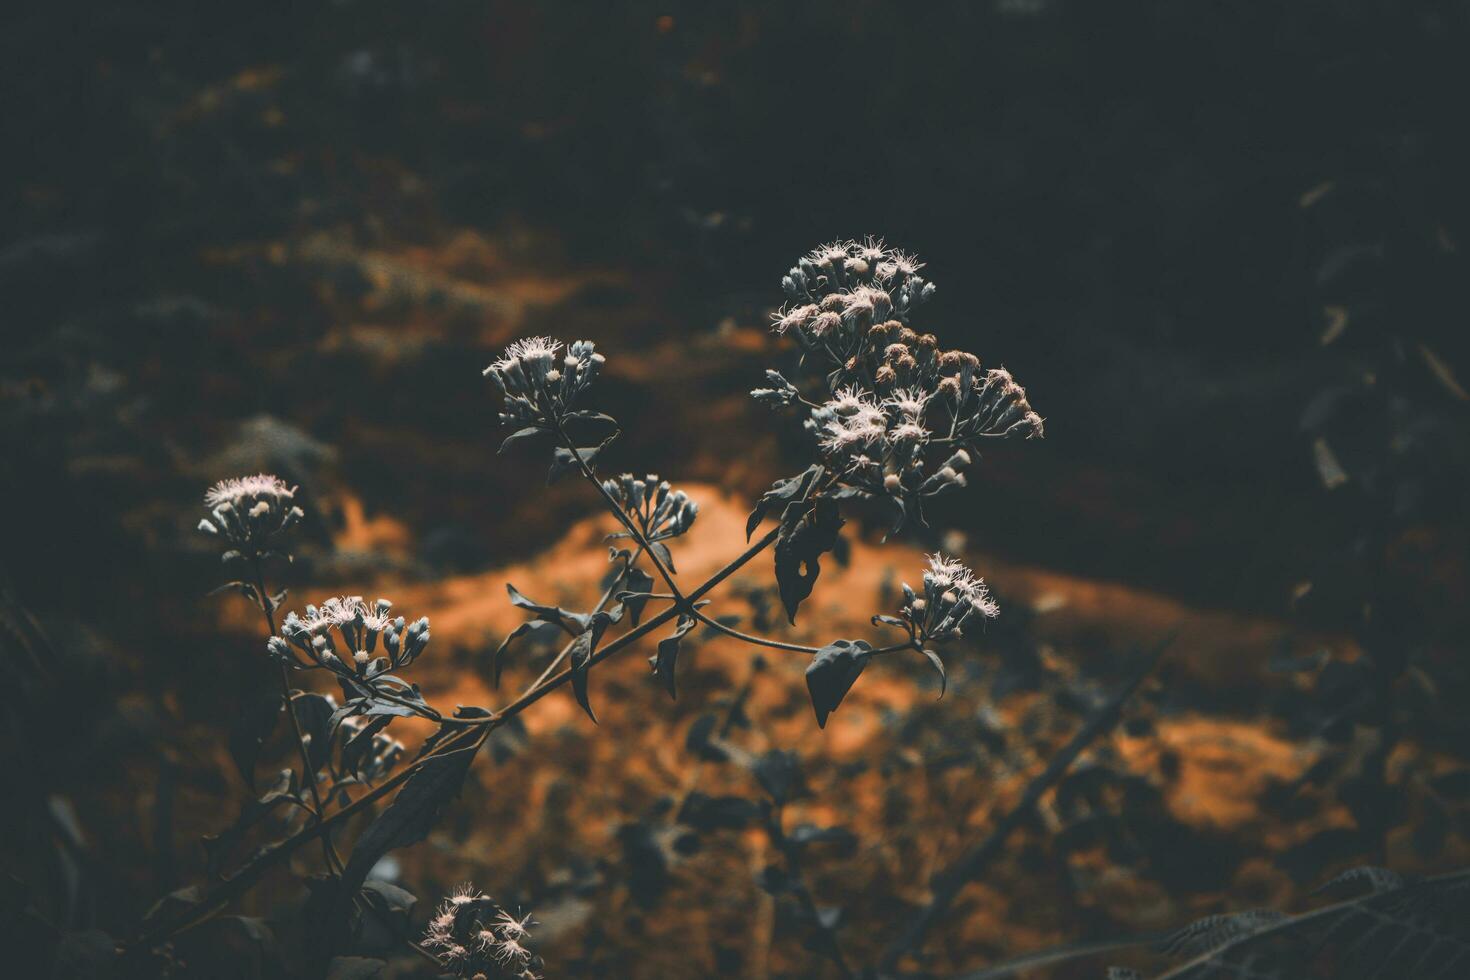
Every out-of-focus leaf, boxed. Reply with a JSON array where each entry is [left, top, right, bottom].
[[753, 750, 803, 805]]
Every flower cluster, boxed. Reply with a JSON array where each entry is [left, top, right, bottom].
[[601, 473, 699, 542], [898, 554, 999, 643], [773, 238, 936, 349], [484, 336, 604, 425], [423, 883, 542, 979], [267, 596, 430, 681], [758, 242, 1043, 522], [337, 715, 406, 781], [198, 474, 304, 555]]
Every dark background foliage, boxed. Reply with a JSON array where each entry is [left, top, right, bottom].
[[2, 1, 1468, 977]]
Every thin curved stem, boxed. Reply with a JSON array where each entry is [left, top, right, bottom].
[[518, 546, 642, 698], [549, 410, 689, 608], [251, 556, 343, 876], [131, 525, 787, 950]]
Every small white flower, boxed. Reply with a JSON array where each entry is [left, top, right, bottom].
[[884, 386, 930, 418], [889, 420, 929, 445], [204, 474, 295, 509]]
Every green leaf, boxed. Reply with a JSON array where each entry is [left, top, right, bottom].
[[805, 640, 872, 728], [341, 751, 475, 895], [774, 498, 844, 624]]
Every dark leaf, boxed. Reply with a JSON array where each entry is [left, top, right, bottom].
[[228, 689, 281, 791], [546, 433, 617, 485], [753, 750, 804, 805], [341, 750, 475, 895], [685, 713, 728, 762], [649, 540, 676, 574], [353, 881, 417, 954], [292, 692, 336, 775], [141, 886, 202, 930], [652, 614, 696, 699], [341, 716, 393, 779], [415, 706, 493, 761], [569, 630, 598, 723], [492, 618, 552, 688], [619, 566, 657, 626], [805, 640, 872, 728], [921, 648, 947, 698], [498, 425, 547, 454], [201, 770, 301, 875], [775, 498, 844, 624], [746, 465, 822, 540], [504, 584, 589, 635]]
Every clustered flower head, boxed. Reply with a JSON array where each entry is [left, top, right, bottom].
[[601, 473, 699, 541], [899, 553, 999, 642], [422, 883, 542, 979], [337, 715, 406, 780], [268, 596, 430, 680], [484, 336, 604, 425], [756, 241, 1044, 523], [198, 474, 304, 555], [773, 238, 937, 348]]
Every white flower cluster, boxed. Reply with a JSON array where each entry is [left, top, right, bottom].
[[601, 473, 699, 541], [484, 336, 605, 425], [198, 474, 304, 554], [900, 553, 999, 642], [773, 239, 936, 350], [757, 242, 1044, 522], [423, 883, 542, 979], [268, 595, 430, 679]]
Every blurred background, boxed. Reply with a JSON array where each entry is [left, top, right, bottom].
[[3, 1, 1469, 977]]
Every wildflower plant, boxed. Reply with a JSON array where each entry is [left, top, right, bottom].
[[125, 240, 1067, 978]]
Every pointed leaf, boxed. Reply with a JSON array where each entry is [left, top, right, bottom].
[[652, 615, 696, 699], [921, 648, 947, 698], [805, 640, 872, 728], [341, 751, 474, 895]]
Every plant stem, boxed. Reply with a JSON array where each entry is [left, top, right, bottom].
[[132, 524, 787, 950], [251, 556, 343, 876], [551, 411, 689, 608]]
